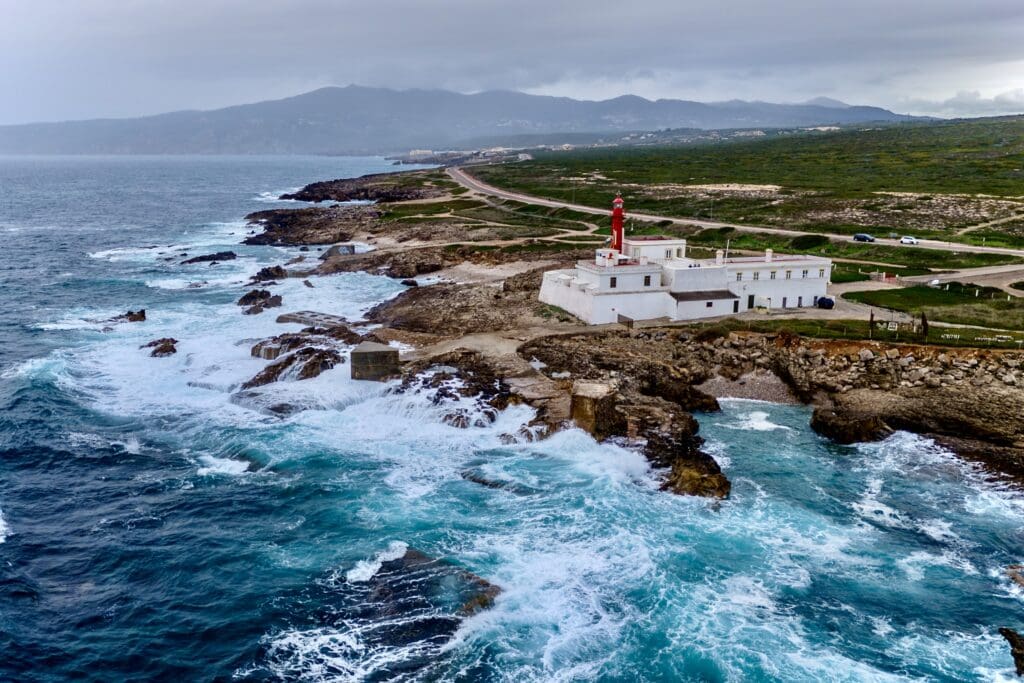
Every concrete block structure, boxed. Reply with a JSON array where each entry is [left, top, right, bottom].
[[350, 341, 401, 381]]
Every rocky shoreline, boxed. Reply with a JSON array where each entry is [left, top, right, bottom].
[[221, 171, 1024, 500]]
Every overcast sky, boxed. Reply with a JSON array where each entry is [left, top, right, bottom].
[[1, 0, 1022, 125]]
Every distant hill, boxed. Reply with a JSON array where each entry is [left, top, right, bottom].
[[0, 85, 921, 155]]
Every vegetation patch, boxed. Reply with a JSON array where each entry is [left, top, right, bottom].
[[683, 317, 1024, 349], [845, 283, 1024, 331]]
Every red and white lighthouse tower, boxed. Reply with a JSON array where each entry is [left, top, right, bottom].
[[610, 195, 625, 252]]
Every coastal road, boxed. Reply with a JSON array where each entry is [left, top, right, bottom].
[[448, 166, 1024, 260]]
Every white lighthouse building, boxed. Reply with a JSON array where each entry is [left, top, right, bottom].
[[538, 196, 833, 325]]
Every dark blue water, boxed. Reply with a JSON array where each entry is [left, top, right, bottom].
[[2, 156, 1023, 682]]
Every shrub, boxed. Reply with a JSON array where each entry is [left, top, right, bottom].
[[790, 234, 830, 250]]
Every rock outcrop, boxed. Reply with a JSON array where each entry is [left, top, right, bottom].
[[250, 265, 288, 283], [280, 172, 446, 203], [237, 288, 282, 315], [111, 309, 146, 323], [999, 627, 1024, 677], [141, 338, 177, 357], [242, 347, 344, 389], [182, 251, 236, 264], [243, 205, 380, 245]]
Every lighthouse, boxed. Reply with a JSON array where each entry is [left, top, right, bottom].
[[610, 195, 625, 252]]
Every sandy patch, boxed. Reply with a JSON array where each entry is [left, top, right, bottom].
[[433, 259, 557, 285]]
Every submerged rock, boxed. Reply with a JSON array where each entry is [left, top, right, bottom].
[[141, 338, 177, 357], [111, 309, 146, 323], [182, 251, 236, 264], [242, 347, 344, 389]]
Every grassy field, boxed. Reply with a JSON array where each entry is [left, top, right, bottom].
[[845, 283, 1024, 331], [681, 317, 1024, 349], [683, 226, 1021, 270], [473, 117, 1024, 240]]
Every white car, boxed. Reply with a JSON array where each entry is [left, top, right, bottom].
[[899, 236, 920, 245]]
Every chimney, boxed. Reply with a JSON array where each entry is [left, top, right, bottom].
[[765, 248, 773, 263], [715, 249, 724, 265]]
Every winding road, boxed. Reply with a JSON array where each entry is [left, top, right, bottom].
[[448, 166, 1024, 260]]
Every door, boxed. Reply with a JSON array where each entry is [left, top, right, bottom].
[[733, 300, 739, 313], [747, 294, 755, 309], [782, 297, 788, 308], [798, 296, 803, 307]]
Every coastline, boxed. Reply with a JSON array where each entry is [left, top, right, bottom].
[[227, 167, 1024, 498]]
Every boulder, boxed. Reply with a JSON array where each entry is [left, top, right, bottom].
[[810, 407, 893, 444], [400, 279, 419, 287]]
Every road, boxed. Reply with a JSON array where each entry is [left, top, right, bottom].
[[448, 166, 1024, 260]]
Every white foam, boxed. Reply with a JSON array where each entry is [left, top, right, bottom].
[[0, 507, 8, 544], [196, 455, 251, 477], [346, 540, 409, 583], [721, 409, 792, 432]]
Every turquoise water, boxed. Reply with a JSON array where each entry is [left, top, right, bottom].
[[1, 156, 1023, 681]]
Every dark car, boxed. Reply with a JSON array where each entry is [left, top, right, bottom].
[[815, 296, 835, 309], [852, 233, 875, 242]]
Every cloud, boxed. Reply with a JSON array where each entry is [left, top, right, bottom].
[[1, 0, 1023, 123], [899, 89, 1024, 117]]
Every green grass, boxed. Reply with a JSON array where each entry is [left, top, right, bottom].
[[829, 264, 872, 283], [682, 318, 1024, 349], [382, 199, 486, 219], [845, 283, 1024, 331]]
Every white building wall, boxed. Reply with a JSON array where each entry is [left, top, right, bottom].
[[663, 265, 730, 292], [674, 297, 739, 320]]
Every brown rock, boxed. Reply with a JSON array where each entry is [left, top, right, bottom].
[[141, 338, 177, 357], [810, 407, 893, 444]]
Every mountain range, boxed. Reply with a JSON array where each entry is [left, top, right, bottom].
[[0, 85, 920, 155]]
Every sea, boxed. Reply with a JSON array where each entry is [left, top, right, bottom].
[[1, 155, 1023, 682]]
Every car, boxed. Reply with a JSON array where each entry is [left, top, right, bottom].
[[852, 233, 875, 242], [815, 296, 835, 309], [900, 236, 919, 245]]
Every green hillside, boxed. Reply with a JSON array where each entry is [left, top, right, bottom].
[[474, 117, 1024, 243]]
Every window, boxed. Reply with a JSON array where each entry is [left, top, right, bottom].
[[753, 271, 760, 281], [770, 271, 777, 280], [643, 275, 651, 287], [785, 270, 792, 280], [818, 268, 825, 278], [609, 277, 617, 289], [665, 249, 672, 259], [676, 248, 683, 258], [736, 272, 743, 282], [801, 269, 809, 278], [706, 301, 713, 308]]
